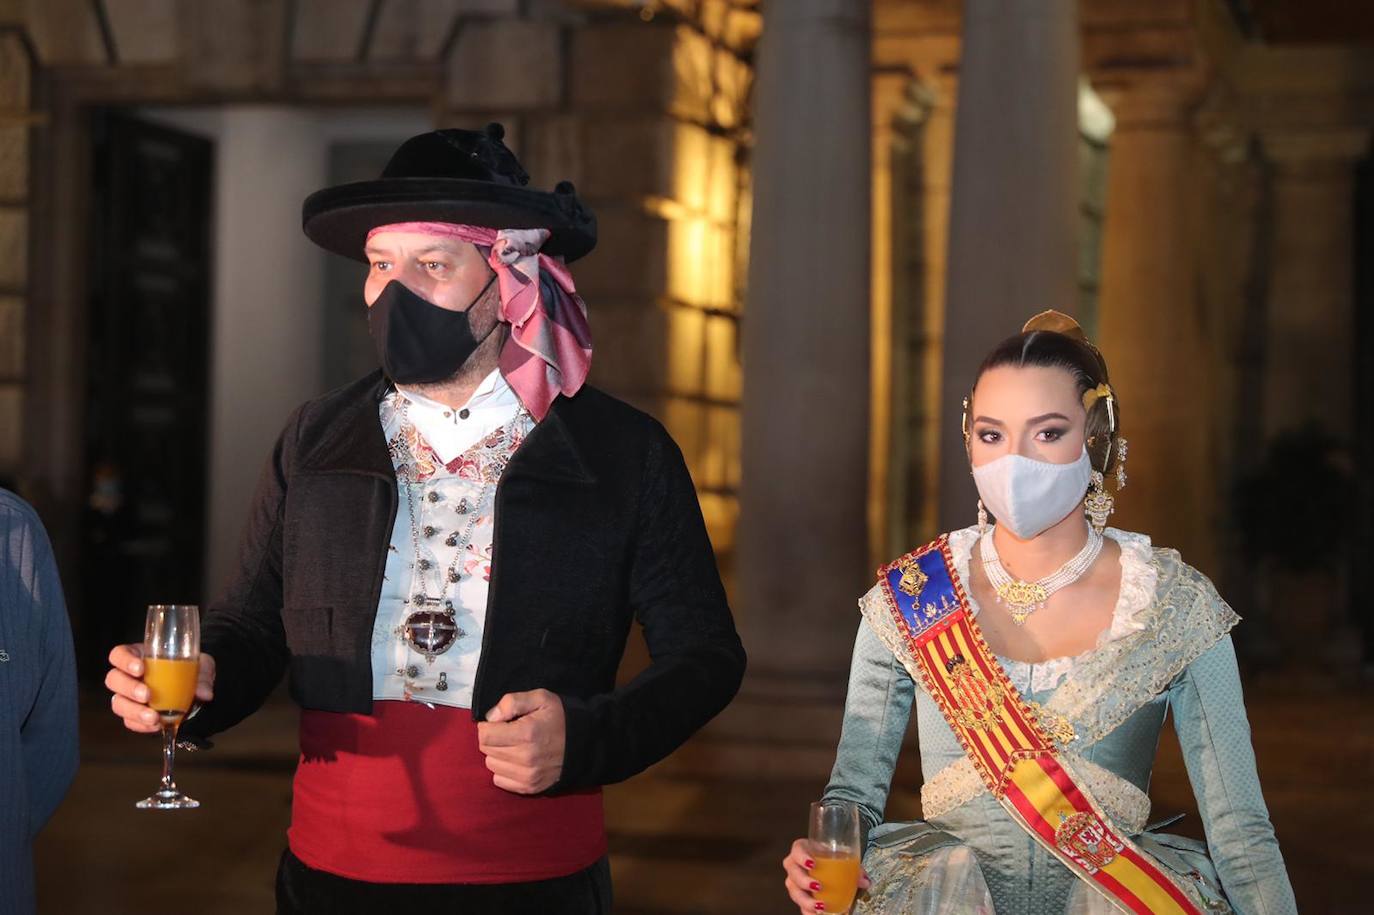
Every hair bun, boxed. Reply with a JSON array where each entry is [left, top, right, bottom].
[[1022, 309, 1088, 343]]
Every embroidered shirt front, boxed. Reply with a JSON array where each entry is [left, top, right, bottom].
[[392, 368, 522, 464], [370, 383, 532, 710]]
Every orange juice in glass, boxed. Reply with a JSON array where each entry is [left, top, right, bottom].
[[142, 657, 199, 724], [135, 604, 201, 810], [809, 800, 862, 913], [811, 850, 861, 911]]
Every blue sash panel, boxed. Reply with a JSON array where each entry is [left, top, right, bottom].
[[882, 538, 964, 640]]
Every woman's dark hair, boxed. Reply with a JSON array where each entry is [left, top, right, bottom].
[[971, 328, 1121, 474]]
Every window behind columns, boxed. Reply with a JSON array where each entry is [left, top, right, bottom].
[[1077, 79, 1115, 339]]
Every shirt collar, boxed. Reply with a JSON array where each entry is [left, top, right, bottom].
[[400, 368, 511, 416], [391, 370, 523, 466]]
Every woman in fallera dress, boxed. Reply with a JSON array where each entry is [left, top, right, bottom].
[[783, 311, 1298, 915]]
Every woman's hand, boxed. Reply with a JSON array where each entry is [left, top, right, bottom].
[[783, 838, 871, 912]]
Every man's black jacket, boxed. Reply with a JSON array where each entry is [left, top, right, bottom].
[[180, 370, 746, 792]]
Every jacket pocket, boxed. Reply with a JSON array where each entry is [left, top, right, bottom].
[[280, 606, 357, 710]]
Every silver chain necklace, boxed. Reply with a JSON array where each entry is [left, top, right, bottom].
[[386, 395, 499, 664], [980, 527, 1104, 625]]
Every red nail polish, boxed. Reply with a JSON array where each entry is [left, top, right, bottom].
[[810, 881, 821, 891], [804, 859, 815, 869], [816, 905, 826, 912]]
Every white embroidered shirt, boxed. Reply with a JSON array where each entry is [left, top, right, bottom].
[[369, 372, 530, 710]]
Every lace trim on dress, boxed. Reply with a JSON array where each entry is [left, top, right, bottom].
[[1063, 754, 1151, 834], [918, 757, 982, 820], [859, 582, 925, 687], [1046, 550, 1239, 751], [918, 752, 1150, 835]]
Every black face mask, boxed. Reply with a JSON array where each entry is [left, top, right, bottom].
[[367, 277, 498, 384]]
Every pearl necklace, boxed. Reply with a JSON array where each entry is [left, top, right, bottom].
[[980, 527, 1104, 625]]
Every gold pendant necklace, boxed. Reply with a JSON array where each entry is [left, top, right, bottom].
[[980, 527, 1104, 625]]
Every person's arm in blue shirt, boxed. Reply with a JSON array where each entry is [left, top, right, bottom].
[[3, 493, 80, 833]]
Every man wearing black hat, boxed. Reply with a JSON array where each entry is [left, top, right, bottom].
[[105, 124, 746, 913]]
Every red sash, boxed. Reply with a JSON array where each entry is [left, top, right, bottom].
[[289, 702, 605, 884]]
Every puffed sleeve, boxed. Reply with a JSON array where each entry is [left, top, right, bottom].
[[1168, 635, 1297, 915], [823, 620, 916, 837]]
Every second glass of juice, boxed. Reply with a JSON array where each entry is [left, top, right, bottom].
[[809, 799, 862, 913]]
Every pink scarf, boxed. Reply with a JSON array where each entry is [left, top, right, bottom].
[[366, 221, 593, 421]]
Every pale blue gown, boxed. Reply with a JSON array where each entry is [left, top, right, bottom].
[[823, 528, 1298, 915]]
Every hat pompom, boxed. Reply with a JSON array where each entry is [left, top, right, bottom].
[[485, 122, 506, 141]]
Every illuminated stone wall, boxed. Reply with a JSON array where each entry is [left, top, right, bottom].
[[477, 2, 759, 559], [0, 0, 758, 563]]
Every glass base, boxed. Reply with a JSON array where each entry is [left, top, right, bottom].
[[135, 788, 200, 810]]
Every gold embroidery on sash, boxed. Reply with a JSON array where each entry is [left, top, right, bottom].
[[896, 556, 929, 598], [1028, 701, 1078, 745], [1054, 810, 1125, 874], [945, 654, 1007, 731]]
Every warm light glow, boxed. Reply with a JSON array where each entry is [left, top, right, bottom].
[[649, 64, 746, 553]]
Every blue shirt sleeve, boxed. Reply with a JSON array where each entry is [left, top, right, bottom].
[[2, 493, 80, 833]]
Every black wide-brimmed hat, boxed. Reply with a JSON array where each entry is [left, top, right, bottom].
[[302, 123, 596, 263]]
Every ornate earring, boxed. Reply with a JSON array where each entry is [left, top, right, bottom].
[[977, 499, 988, 535], [1115, 437, 1129, 490], [1084, 471, 1114, 533]]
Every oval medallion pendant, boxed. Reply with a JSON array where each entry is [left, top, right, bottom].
[[404, 608, 463, 661]]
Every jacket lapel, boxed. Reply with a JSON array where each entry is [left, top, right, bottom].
[[297, 371, 595, 487], [503, 397, 597, 486]]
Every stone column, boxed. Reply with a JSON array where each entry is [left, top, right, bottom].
[[936, 0, 1081, 532], [1257, 128, 1369, 441], [1094, 81, 1220, 570], [738, 0, 871, 673], [0, 32, 27, 482], [875, 75, 939, 560]]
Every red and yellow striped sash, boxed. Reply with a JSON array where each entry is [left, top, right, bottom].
[[877, 536, 1203, 915]]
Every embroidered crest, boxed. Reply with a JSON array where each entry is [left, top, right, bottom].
[[1029, 701, 1077, 745], [945, 653, 1006, 731], [896, 556, 928, 599], [1054, 810, 1124, 874]]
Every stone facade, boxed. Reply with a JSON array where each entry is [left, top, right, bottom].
[[1, 0, 758, 569]]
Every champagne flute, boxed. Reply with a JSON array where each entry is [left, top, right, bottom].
[[809, 799, 862, 913], [135, 604, 201, 810]]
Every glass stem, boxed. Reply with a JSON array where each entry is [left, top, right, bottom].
[[160, 721, 179, 792]]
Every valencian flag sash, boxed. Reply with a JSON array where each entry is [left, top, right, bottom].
[[877, 536, 1204, 915]]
